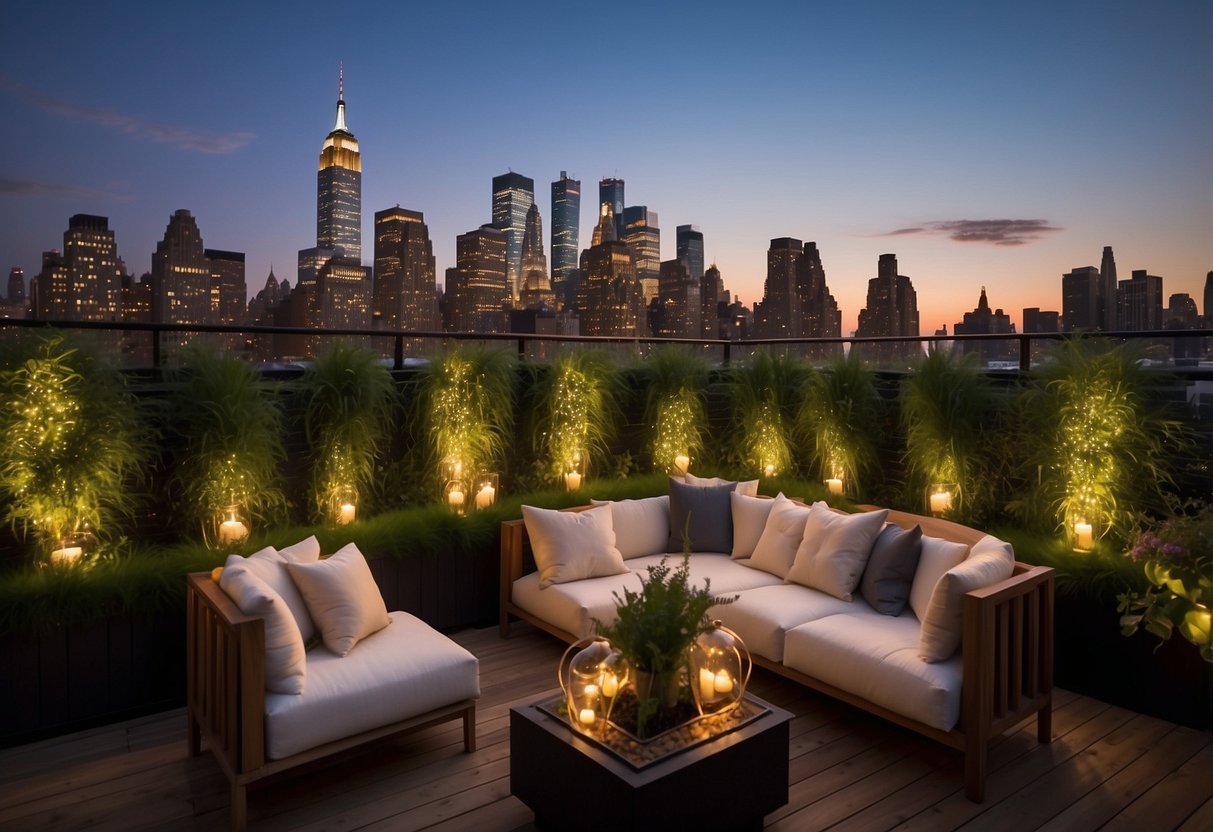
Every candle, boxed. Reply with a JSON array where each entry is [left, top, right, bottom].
[[674, 454, 690, 475], [475, 484, 496, 509], [448, 488, 465, 508], [565, 471, 581, 491], [929, 490, 952, 514], [578, 708, 596, 727], [699, 667, 717, 702], [601, 673, 619, 699], [50, 546, 83, 564], [826, 478, 843, 495], [714, 670, 734, 694], [338, 503, 356, 525], [1075, 522, 1093, 550], [583, 683, 599, 704], [218, 519, 248, 545], [763, 463, 775, 478]]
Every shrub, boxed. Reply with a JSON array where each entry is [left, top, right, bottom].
[[797, 352, 882, 497]]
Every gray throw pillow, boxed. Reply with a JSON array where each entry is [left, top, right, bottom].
[[860, 523, 924, 616], [667, 477, 737, 554]]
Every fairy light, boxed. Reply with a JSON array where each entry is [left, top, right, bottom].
[[653, 387, 702, 472]]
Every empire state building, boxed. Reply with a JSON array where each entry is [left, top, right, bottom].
[[317, 70, 362, 261]]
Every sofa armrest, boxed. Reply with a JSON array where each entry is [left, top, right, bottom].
[[186, 572, 267, 776]]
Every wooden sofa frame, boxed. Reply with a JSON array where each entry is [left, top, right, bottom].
[[498, 507, 1053, 802], [186, 573, 476, 831]]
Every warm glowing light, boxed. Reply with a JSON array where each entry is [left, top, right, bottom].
[[825, 477, 843, 495], [337, 503, 356, 524], [475, 484, 495, 508], [50, 546, 83, 564], [1074, 521, 1093, 551], [601, 673, 619, 698], [673, 453, 690, 476], [218, 517, 248, 545], [564, 471, 581, 491]]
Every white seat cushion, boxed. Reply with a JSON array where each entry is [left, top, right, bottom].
[[264, 611, 480, 760], [709, 584, 859, 662], [783, 610, 962, 731], [626, 553, 784, 597], [512, 570, 644, 639]]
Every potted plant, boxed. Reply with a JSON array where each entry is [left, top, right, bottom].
[[595, 554, 735, 738]]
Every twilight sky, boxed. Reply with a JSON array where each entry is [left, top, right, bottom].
[[1, 0, 1210, 335]]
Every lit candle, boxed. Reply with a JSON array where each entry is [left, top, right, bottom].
[[763, 463, 775, 478], [583, 683, 599, 704], [699, 667, 717, 702], [601, 673, 619, 699], [50, 546, 83, 564], [826, 478, 843, 496], [475, 484, 496, 509], [674, 454, 690, 476], [448, 488, 465, 508], [338, 503, 356, 525], [578, 708, 596, 726], [1075, 522, 1093, 550], [930, 490, 952, 514], [565, 471, 581, 491], [218, 519, 248, 545], [714, 670, 734, 694]]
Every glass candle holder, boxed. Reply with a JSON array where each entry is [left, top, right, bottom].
[[473, 472, 498, 510]]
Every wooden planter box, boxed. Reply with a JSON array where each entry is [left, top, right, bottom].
[[0, 548, 499, 748]]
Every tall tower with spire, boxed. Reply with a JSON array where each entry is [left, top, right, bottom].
[[1100, 246, 1117, 331], [317, 66, 362, 262]]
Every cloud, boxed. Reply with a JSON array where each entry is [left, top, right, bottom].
[[0, 176, 131, 201], [879, 219, 1063, 246], [0, 75, 253, 154]]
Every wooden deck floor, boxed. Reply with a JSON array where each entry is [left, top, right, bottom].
[[1, 623, 1211, 831]]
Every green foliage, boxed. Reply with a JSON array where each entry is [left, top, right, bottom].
[[528, 351, 619, 483], [165, 349, 286, 543], [1009, 340, 1191, 545], [725, 352, 807, 477], [297, 345, 395, 523], [796, 352, 882, 496], [640, 348, 709, 472], [419, 346, 516, 491], [0, 333, 144, 562], [900, 348, 995, 522]]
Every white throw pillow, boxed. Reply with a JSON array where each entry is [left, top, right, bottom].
[[745, 496, 815, 579], [909, 535, 971, 622], [919, 535, 1016, 662], [590, 496, 669, 559], [219, 566, 306, 694], [731, 492, 777, 559], [786, 505, 888, 600], [223, 543, 319, 643], [684, 473, 760, 496], [286, 543, 390, 657], [522, 504, 628, 588]]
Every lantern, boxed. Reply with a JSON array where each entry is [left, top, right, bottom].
[[926, 483, 958, 517], [563, 450, 585, 492], [688, 621, 751, 716], [215, 502, 250, 548], [444, 479, 468, 516], [473, 472, 498, 510], [333, 485, 358, 525], [1073, 518, 1094, 552], [824, 476, 844, 496], [48, 526, 95, 567], [558, 637, 626, 735]]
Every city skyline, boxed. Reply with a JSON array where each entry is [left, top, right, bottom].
[[1, 2, 1210, 335]]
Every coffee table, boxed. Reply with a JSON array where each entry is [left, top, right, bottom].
[[510, 689, 791, 831]]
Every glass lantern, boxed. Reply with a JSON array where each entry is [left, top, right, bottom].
[[824, 476, 845, 496], [558, 637, 625, 735], [688, 621, 751, 716], [925, 483, 958, 517], [1072, 517, 1095, 552], [440, 456, 465, 485], [333, 485, 358, 525], [214, 502, 251, 548], [563, 450, 585, 492], [444, 479, 468, 516], [473, 472, 498, 511], [48, 526, 95, 567]]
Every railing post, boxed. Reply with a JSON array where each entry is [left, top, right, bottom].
[[152, 328, 161, 369], [517, 338, 526, 361], [723, 340, 731, 366], [394, 334, 404, 371], [1020, 335, 1031, 373]]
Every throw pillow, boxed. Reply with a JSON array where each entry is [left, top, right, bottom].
[[286, 543, 390, 657], [522, 504, 628, 588], [223, 543, 320, 643], [684, 472, 759, 496], [279, 535, 321, 563], [731, 492, 777, 559], [919, 535, 1016, 662], [668, 477, 737, 553], [786, 504, 888, 601], [590, 495, 669, 559], [218, 567, 306, 694], [860, 523, 924, 615], [745, 495, 815, 579], [908, 535, 971, 622]]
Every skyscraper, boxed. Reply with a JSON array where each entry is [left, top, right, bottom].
[[373, 207, 437, 332], [151, 209, 212, 354], [795, 242, 842, 357], [6, 267, 24, 306], [205, 249, 248, 354], [599, 178, 625, 240], [952, 287, 1016, 364], [1116, 270, 1163, 331], [577, 205, 646, 337], [448, 224, 507, 332], [854, 253, 920, 366], [519, 204, 556, 310], [656, 258, 700, 337], [316, 70, 362, 262], [550, 172, 580, 300], [30, 214, 123, 323], [622, 206, 660, 303], [701, 263, 723, 339], [1204, 272, 1213, 325], [1100, 246, 1118, 331], [676, 225, 705, 288], [492, 172, 534, 304], [1061, 266, 1101, 331], [754, 237, 802, 338]]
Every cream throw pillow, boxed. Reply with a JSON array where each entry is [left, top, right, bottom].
[[590, 496, 669, 559], [522, 504, 628, 588], [731, 492, 777, 559], [908, 535, 970, 622], [786, 504, 888, 600], [219, 567, 306, 694], [223, 542, 320, 643], [919, 535, 1016, 662], [745, 496, 815, 579], [286, 543, 390, 657]]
